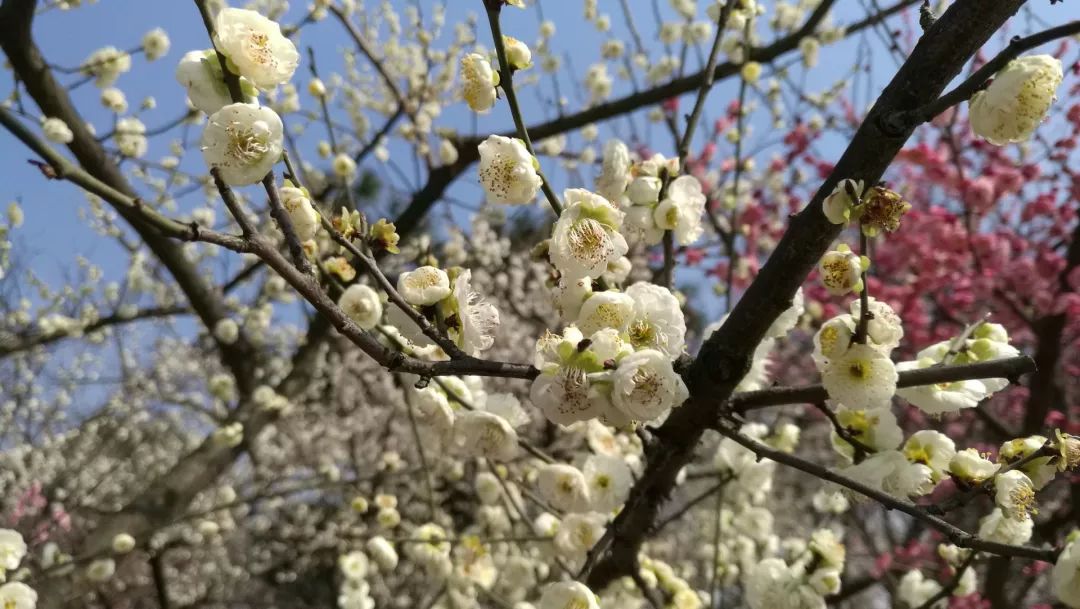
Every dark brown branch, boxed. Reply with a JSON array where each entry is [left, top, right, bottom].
[[583, 0, 1033, 589]]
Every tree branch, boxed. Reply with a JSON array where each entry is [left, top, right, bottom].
[[583, 0, 1033, 588], [729, 355, 1035, 413]]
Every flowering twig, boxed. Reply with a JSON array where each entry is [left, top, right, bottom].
[[880, 19, 1080, 134], [926, 440, 1057, 516], [729, 355, 1035, 413], [583, 0, 1037, 588], [482, 0, 563, 215], [911, 552, 978, 609], [716, 423, 1059, 563], [813, 402, 875, 463]]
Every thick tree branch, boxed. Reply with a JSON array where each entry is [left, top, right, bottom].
[[0, 0, 259, 393], [583, 0, 1032, 588]]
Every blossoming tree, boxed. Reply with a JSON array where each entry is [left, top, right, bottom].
[[0, 0, 1078, 608]]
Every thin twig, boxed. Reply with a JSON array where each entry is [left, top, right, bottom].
[[716, 424, 1059, 563], [482, 0, 563, 215]]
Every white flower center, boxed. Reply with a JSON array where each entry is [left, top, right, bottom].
[[224, 120, 271, 164], [568, 218, 612, 265], [627, 319, 658, 349], [244, 30, 274, 66]]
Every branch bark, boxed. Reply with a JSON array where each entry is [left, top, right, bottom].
[[582, 0, 1032, 588]]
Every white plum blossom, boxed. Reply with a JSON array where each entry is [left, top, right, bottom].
[[111, 533, 136, 554], [176, 50, 258, 115], [896, 359, 988, 415], [603, 256, 633, 286], [1052, 533, 1080, 608], [812, 314, 855, 370], [451, 410, 518, 461], [115, 117, 147, 158], [575, 290, 635, 335], [744, 558, 826, 609], [896, 570, 944, 609], [627, 176, 663, 206], [994, 469, 1036, 520], [397, 266, 451, 306], [829, 406, 903, 461], [280, 184, 320, 242], [332, 153, 357, 179], [623, 204, 664, 244], [948, 448, 1000, 484], [214, 8, 300, 90], [101, 87, 127, 113], [477, 135, 542, 204], [42, 117, 74, 144], [838, 450, 935, 498], [610, 348, 689, 422], [822, 178, 863, 225], [201, 103, 283, 186], [819, 245, 865, 296], [461, 53, 500, 113], [977, 508, 1033, 545], [212, 422, 244, 447], [483, 392, 530, 428], [970, 54, 1063, 145], [502, 36, 532, 70], [339, 550, 369, 581], [821, 343, 898, 410], [849, 297, 904, 354], [552, 276, 593, 322], [624, 281, 686, 356], [536, 463, 591, 513], [583, 454, 632, 513], [530, 327, 629, 426], [86, 558, 117, 582], [999, 435, 1057, 490], [82, 46, 131, 87], [439, 139, 458, 165], [653, 175, 706, 245], [338, 284, 383, 330], [902, 430, 956, 483], [141, 28, 171, 61], [0, 529, 27, 574], [553, 512, 606, 562], [447, 269, 500, 355], [594, 139, 632, 203], [0, 583, 37, 609], [550, 188, 628, 279], [538, 582, 599, 609]]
